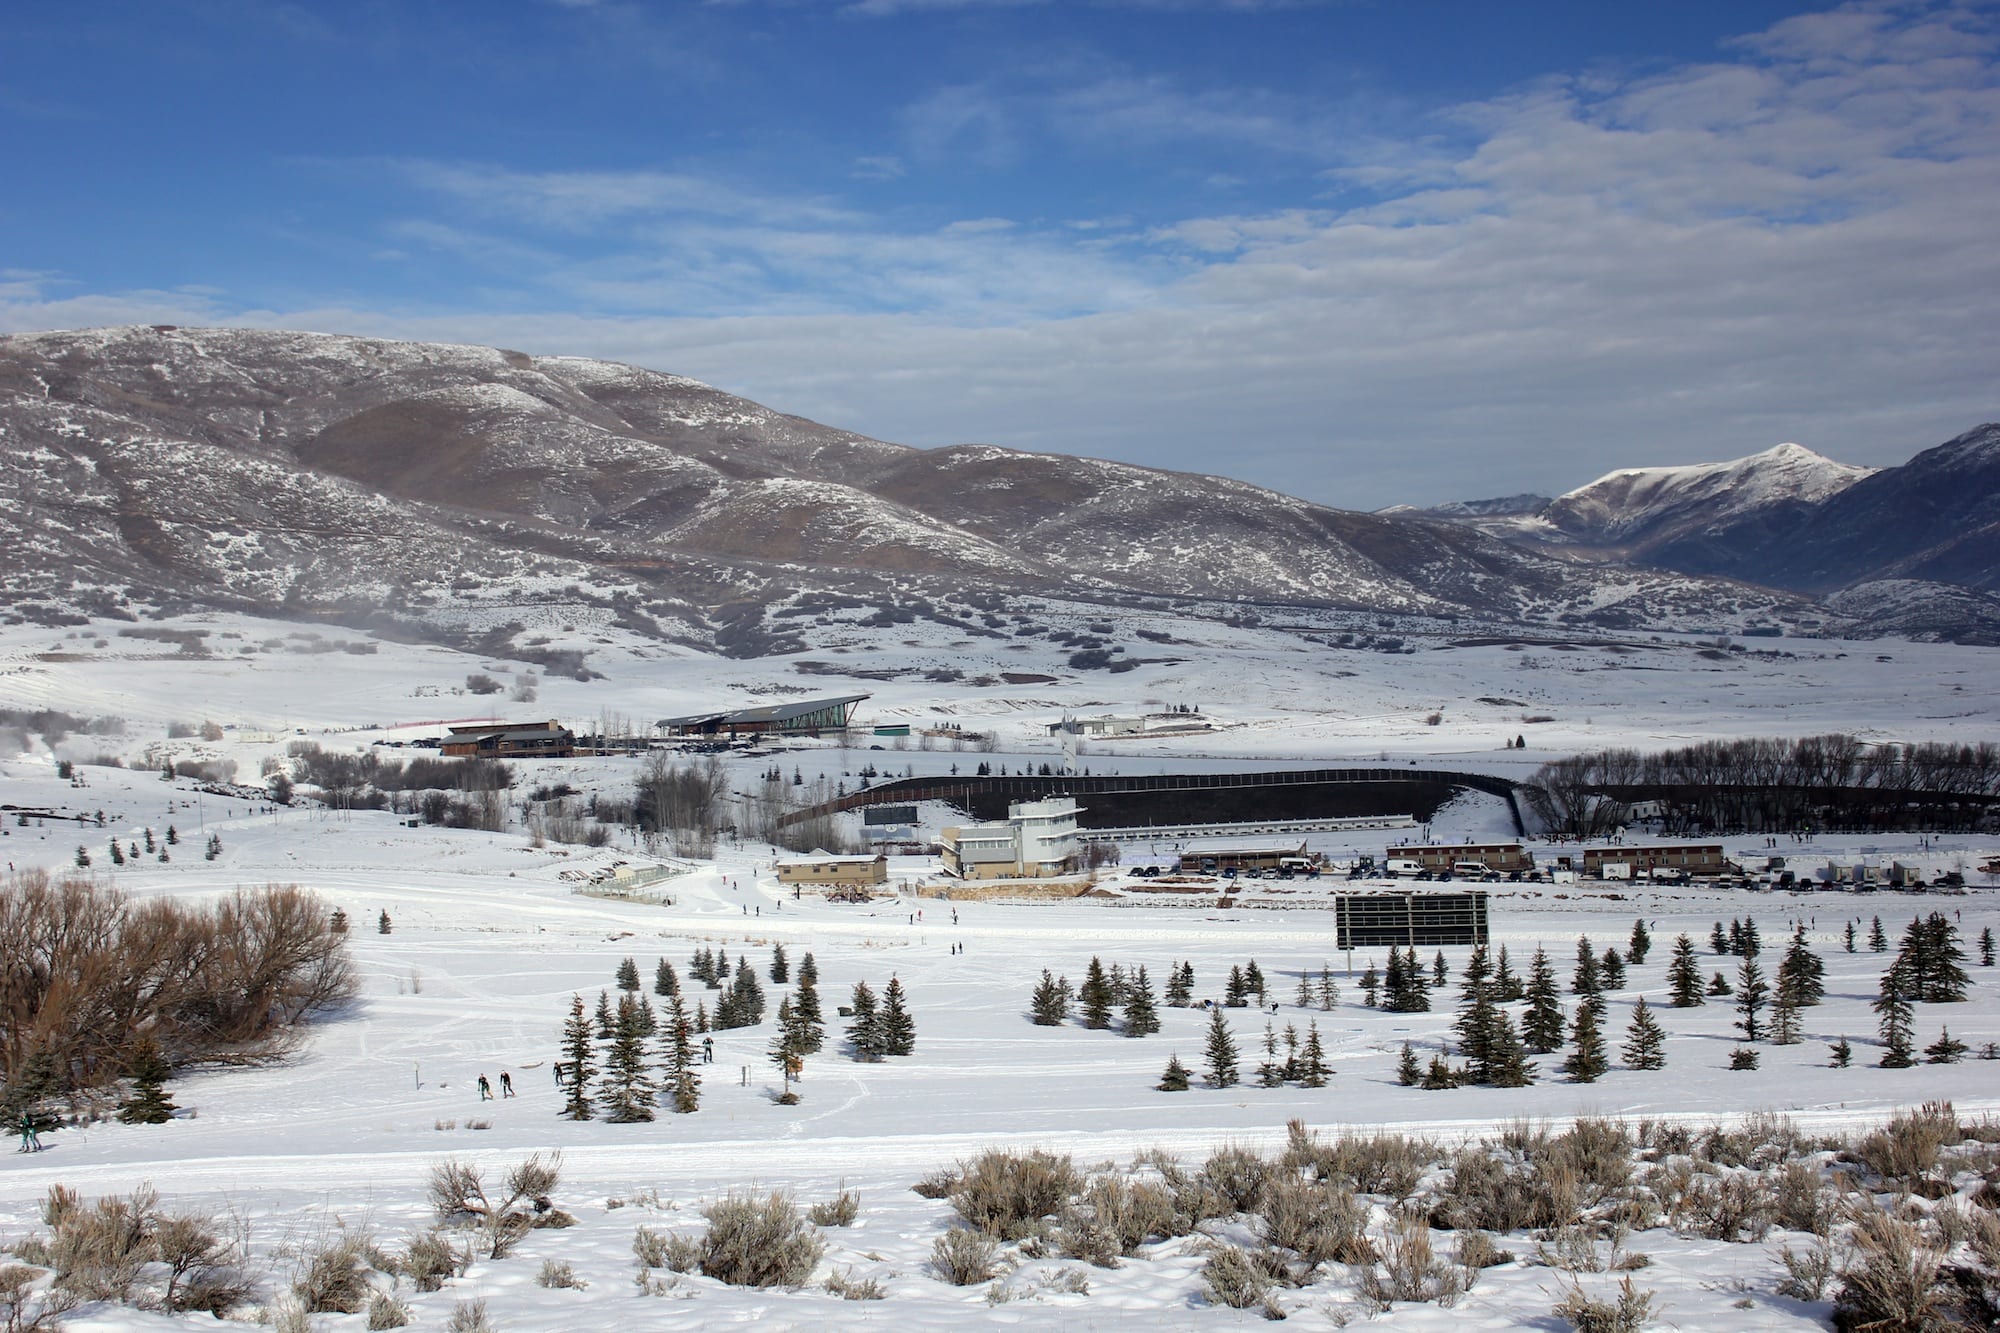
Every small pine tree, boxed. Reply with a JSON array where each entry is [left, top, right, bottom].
[[1244, 959, 1267, 1003], [1031, 970, 1068, 1025], [164, 824, 178, 846], [1522, 948, 1565, 1054], [1163, 962, 1192, 1007], [879, 977, 916, 1056], [847, 981, 883, 1061], [1708, 970, 1732, 997], [378, 910, 392, 935], [1397, 1041, 1421, 1086], [1868, 916, 1888, 952], [654, 958, 680, 998], [1359, 963, 1380, 1009], [74, 846, 90, 868], [1431, 950, 1448, 987], [1317, 966, 1339, 1010], [1777, 926, 1825, 1008], [1710, 921, 1729, 955], [561, 994, 596, 1120], [1572, 936, 1601, 996], [603, 995, 657, 1122], [1873, 965, 1915, 1068], [1122, 966, 1160, 1037], [1157, 1054, 1191, 1091], [595, 989, 616, 1040], [116, 1037, 176, 1124], [1298, 1022, 1329, 1087], [1981, 927, 1996, 968], [1771, 995, 1801, 1045], [1257, 1022, 1285, 1088], [730, 959, 768, 1027], [1728, 1047, 1760, 1070], [1925, 1027, 1967, 1065], [1420, 1050, 1459, 1090], [770, 943, 790, 985], [662, 995, 700, 1113], [1829, 1036, 1853, 1068], [1844, 921, 1857, 954], [1734, 957, 1768, 1042], [769, 996, 806, 1097], [1202, 1007, 1239, 1088], [1622, 998, 1665, 1070], [1627, 918, 1651, 966], [1493, 946, 1522, 1002], [799, 951, 819, 987], [1081, 957, 1115, 1029], [1600, 948, 1626, 990], [1666, 935, 1705, 1007], [616, 957, 641, 992], [108, 840, 124, 866], [1560, 1004, 1607, 1084]]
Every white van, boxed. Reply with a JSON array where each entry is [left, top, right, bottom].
[[1386, 858, 1422, 877]]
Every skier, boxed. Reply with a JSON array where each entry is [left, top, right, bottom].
[[477, 1074, 493, 1101], [499, 1071, 515, 1098], [702, 1036, 715, 1064], [17, 1112, 41, 1153]]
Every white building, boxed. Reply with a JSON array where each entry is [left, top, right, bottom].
[[940, 797, 1084, 880]]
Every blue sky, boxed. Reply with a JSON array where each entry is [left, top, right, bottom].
[[4, 0, 1997, 508]]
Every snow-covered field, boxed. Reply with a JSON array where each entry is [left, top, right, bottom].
[[2, 610, 1998, 1329]]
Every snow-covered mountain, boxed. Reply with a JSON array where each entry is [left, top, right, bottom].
[[1542, 442, 1874, 548], [0, 325, 1984, 650]]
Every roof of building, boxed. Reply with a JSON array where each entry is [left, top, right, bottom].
[[776, 852, 886, 866], [446, 725, 572, 743], [1175, 837, 1309, 855], [657, 694, 870, 729]]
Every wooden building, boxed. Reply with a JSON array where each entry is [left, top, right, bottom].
[[1174, 840, 1308, 873], [1385, 841, 1531, 873], [1579, 843, 1729, 878], [775, 853, 888, 888], [439, 720, 575, 759]]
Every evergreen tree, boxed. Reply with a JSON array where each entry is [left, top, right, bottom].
[[1298, 1022, 1329, 1087], [793, 971, 825, 1053], [1031, 970, 1068, 1025], [695, 1000, 709, 1033], [1493, 945, 1523, 1002], [1225, 964, 1248, 1007], [1523, 948, 1565, 1054], [1600, 947, 1626, 990], [1734, 957, 1768, 1042], [108, 840, 124, 866], [1317, 966, 1339, 1010], [1728, 1047, 1760, 1070], [1873, 965, 1915, 1068], [879, 977, 916, 1055], [654, 957, 680, 998], [1420, 1051, 1459, 1090], [1257, 1022, 1285, 1087], [799, 951, 819, 987], [1897, 913, 1970, 1003], [730, 958, 767, 1026], [1402, 947, 1430, 1010], [1453, 946, 1498, 1076], [1280, 1024, 1300, 1082], [1666, 935, 1705, 1007], [662, 995, 700, 1113], [1924, 1027, 1967, 1064], [1829, 1036, 1853, 1068], [1122, 966, 1160, 1037], [1202, 1007, 1239, 1087], [561, 994, 596, 1120], [770, 943, 790, 984], [1295, 973, 1315, 1009], [165, 824, 178, 846], [847, 981, 883, 1061], [1157, 1054, 1192, 1091], [1708, 970, 1732, 997], [1483, 1012, 1535, 1087], [1572, 936, 1601, 995], [635, 995, 657, 1037], [1622, 998, 1665, 1070], [769, 996, 806, 1096], [1359, 963, 1380, 1009], [1396, 1041, 1421, 1086], [1740, 917, 1761, 957], [1777, 926, 1826, 1008], [603, 995, 658, 1122], [378, 910, 392, 935], [1770, 994, 1801, 1046], [116, 1036, 176, 1124], [1627, 918, 1652, 966], [1868, 916, 1888, 952], [1432, 950, 1448, 987], [1560, 1003, 1608, 1083], [616, 956, 641, 992], [1163, 962, 1192, 1007], [1844, 921, 1857, 954], [595, 989, 616, 1039], [1981, 927, 1996, 968], [1080, 957, 1115, 1029], [1709, 920, 1729, 955], [1245, 959, 1268, 1003]]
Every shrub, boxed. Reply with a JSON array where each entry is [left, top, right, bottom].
[[1057, 1175, 1175, 1266], [932, 1228, 1000, 1285], [1551, 1275, 1657, 1333], [1259, 1173, 1374, 1273], [697, 1192, 825, 1288], [465, 673, 503, 695], [1853, 1101, 1959, 1192], [1202, 1145, 1272, 1214], [1832, 1210, 1960, 1332], [1354, 1206, 1469, 1311], [445, 1298, 492, 1333], [291, 1231, 382, 1314], [428, 1152, 562, 1259], [366, 1292, 413, 1329], [807, 1189, 860, 1228], [399, 1230, 468, 1292], [1200, 1242, 1269, 1310], [536, 1258, 584, 1288], [1775, 1240, 1835, 1301], [824, 1267, 886, 1300], [950, 1149, 1082, 1240], [0, 1262, 75, 1332]]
